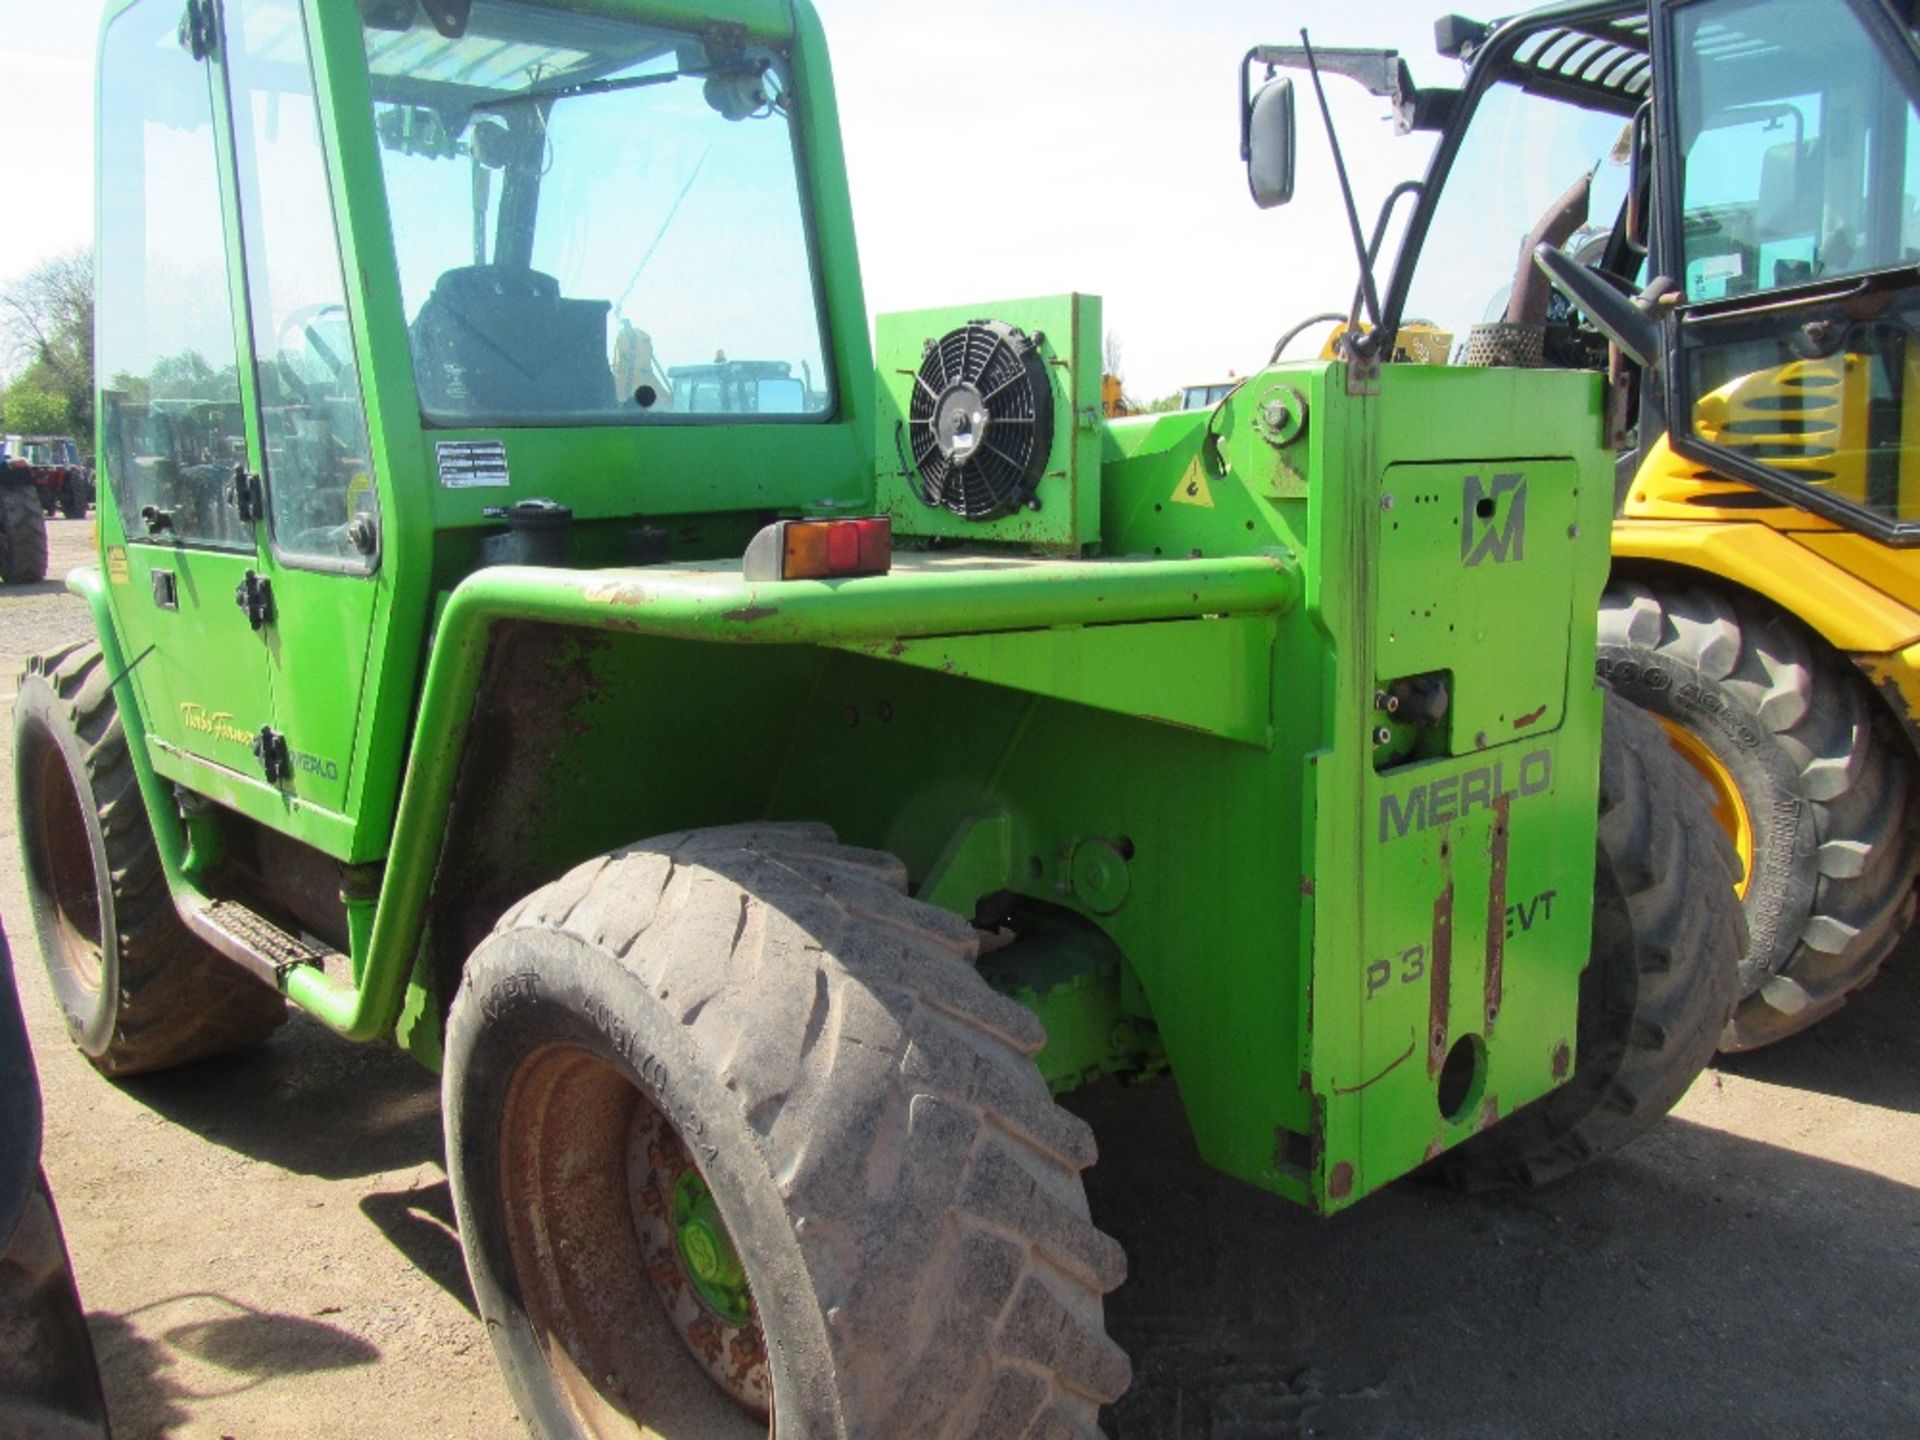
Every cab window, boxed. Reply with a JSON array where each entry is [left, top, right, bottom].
[[225, 0, 381, 568], [1675, 0, 1920, 298], [96, 0, 251, 550], [1670, 0, 1920, 534], [362, 1, 832, 427]]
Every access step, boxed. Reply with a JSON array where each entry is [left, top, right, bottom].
[[180, 896, 343, 989]]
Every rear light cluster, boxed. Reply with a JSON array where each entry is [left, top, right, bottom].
[[742, 516, 891, 582]]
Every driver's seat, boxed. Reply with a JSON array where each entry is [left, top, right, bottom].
[[412, 266, 614, 417]]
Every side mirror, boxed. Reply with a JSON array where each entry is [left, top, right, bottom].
[[1532, 245, 1674, 370], [1247, 78, 1296, 209]]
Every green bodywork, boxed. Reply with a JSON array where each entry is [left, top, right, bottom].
[[81, 0, 1613, 1214]]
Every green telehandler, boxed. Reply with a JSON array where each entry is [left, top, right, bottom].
[[14, 0, 1741, 1433]]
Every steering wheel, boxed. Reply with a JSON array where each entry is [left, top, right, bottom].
[[274, 303, 352, 400]]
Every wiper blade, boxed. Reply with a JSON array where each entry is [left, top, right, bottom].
[[471, 65, 702, 113]]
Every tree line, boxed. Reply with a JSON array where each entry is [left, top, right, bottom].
[[0, 248, 93, 446]]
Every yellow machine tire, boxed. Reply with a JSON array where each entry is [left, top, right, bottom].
[[1598, 580, 1919, 1050]]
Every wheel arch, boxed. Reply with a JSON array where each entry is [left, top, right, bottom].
[[399, 610, 1310, 1200], [1611, 519, 1920, 651]]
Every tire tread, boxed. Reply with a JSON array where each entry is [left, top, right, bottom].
[[488, 822, 1128, 1435], [16, 642, 283, 1075], [1599, 580, 1919, 1049]]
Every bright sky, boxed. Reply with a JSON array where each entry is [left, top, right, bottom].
[[0, 0, 1454, 401]]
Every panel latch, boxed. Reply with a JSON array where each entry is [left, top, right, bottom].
[[252, 727, 290, 784], [231, 465, 265, 522], [234, 570, 274, 629]]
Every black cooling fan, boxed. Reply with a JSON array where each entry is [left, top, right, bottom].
[[906, 320, 1055, 520]]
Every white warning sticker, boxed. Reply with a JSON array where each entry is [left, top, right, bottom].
[[437, 440, 510, 489]]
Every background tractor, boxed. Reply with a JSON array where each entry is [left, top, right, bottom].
[[4, 435, 93, 520], [1259, 0, 1920, 1051], [13, 0, 1743, 1433]]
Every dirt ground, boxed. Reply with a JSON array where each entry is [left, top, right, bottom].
[[2, 517, 1916, 1438]]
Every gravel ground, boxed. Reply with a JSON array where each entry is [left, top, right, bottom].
[[3, 516, 1917, 1438]]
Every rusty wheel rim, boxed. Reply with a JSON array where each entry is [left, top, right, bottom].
[[498, 1043, 772, 1439], [626, 1104, 770, 1414], [26, 729, 105, 992]]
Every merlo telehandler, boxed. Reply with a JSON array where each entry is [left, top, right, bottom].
[[15, 0, 1741, 1432]]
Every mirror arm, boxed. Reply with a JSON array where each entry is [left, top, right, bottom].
[[1248, 45, 1419, 133]]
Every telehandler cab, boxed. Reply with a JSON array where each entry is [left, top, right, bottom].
[[17, 0, 1739, 1433], [1258, 0, 1920, 1051]]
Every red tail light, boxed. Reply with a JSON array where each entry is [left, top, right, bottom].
[[742, 517, 891, 581]]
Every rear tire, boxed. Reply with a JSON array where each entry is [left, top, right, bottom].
[[0, 486, 48, 585], [1446, 692, 1742, 1186], [445, 823, 1129, 1439], [1598, 580, 1919, 1049], [14, 641, 285, 1076]]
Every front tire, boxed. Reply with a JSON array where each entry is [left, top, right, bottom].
[[1447, 693, 1742, 1186], [1599, 580, 1919, 1049], [445, 823, 1129, 1439], [14, 641, 285, 1075]]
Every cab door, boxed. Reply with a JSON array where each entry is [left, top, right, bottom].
[[95, 0, 277, 795], [218, 0, 385, 851], [1653, 0, 1920, 542]]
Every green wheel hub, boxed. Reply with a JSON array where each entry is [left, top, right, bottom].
[[672, 1168, 752, 1323], [625, 1099, 771, 1416]]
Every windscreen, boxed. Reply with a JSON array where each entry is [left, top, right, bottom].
[[1400, 81, 1633, 359], [362, 1, 831, 426]]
